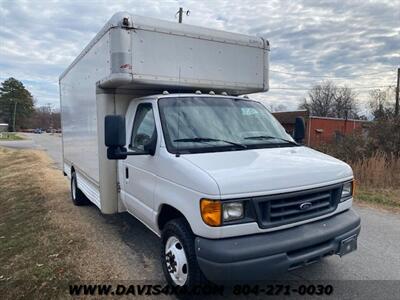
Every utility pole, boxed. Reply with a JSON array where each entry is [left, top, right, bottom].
[[12, 101, 17, 132], [175, 7, 190, 23], [395, 67, 399, 117], [47, 103, 53, 130], [178, 7, 183, 23]]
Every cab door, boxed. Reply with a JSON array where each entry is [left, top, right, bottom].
[[121, 102, 158, 228]]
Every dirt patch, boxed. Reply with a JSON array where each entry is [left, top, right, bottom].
[[0, 147, 164, 299]]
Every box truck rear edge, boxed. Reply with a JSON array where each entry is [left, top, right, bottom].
[[60, 12, 360, 287]]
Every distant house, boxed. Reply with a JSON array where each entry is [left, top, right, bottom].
[[272, 111, 370, 147], [0, 123, 8, 133]]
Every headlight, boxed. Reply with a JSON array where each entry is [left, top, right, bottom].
[[200, 199, 245, 226], [341, 181, 354, 200], [223, 202, 244, 222]]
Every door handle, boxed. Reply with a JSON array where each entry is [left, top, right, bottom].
[[125, 167, 129, 179]]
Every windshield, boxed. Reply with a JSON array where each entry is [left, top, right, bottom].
[[158, 97, 296, 154]]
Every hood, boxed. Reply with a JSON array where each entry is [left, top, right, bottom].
[[182, 146, 353, 196]]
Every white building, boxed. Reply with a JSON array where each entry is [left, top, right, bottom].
[[0, 123, 8, 132]]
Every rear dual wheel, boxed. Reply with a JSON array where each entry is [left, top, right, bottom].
[[70, 171, 88, 206]]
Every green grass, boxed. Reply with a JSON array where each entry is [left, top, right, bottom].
[[356, 188, 400, 210], [0, 132, 24, 141], [0, 148, 79, 299]]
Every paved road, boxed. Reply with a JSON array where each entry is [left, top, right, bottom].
[[0, 133, 63, 168], [1, 134, 399, 298]]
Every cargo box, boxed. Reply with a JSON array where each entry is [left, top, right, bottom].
[[60, 12, 269, 96]]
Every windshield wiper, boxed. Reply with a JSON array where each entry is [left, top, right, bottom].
[[174, 137, 247, 149], [243, 135, 299, 146]]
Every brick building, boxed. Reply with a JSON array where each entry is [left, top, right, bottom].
[[306, 116, 369, 147], [272, 111, 370, 147]]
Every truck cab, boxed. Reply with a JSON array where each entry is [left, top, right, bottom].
[[60, 12, 360, 288], [105, 93, 360, 286]]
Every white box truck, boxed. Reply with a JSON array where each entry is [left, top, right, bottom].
[[60, 12, 360, 287]]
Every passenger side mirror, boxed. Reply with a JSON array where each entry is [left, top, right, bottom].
[[294, 117, 305, 143]]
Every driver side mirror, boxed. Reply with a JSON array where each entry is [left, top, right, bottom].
[[294, 117, 305, 144], [105, 115, 128, 160], [104, 115, 157, 160]]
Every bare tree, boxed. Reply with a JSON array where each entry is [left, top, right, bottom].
[[334, 86, 358, 119], [369, 88, 395, 120], [300, 81, 359, 119], [25, 106, 61, 129]]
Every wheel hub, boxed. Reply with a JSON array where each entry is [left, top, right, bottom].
[[166, 251, 177, 273], [165, 236, 188, 286]]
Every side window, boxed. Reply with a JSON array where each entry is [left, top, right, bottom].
[[130, 103, 156, 153]]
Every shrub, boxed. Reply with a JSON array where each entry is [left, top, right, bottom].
[[352, 152, 400, 189], [314, 117, 400, 189]]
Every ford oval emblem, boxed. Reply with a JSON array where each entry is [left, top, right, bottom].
[[299, 202, 312, 210]]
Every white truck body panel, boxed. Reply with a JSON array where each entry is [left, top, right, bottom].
[[181, 146, 353, 196], [60, 32, 109, 186]]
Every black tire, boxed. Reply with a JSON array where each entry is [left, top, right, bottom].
[[70, 171, 88, 206], [161, 218, 207, 288]]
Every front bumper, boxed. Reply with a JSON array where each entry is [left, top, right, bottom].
[[195, 209, 360, 281]]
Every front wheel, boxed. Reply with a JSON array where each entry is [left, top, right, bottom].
[[161, 218, 206, 288]]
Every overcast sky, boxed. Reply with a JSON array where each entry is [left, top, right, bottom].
[[0, 0, 399, 114]]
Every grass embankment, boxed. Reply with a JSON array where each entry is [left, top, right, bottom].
[[351, 153, 400, 211], [0, 132, 24, 141], [356, 188, 400, 210], [0, 147, 81, 299]]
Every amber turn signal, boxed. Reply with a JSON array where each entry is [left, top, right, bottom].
[[200, 199, 221, 226]]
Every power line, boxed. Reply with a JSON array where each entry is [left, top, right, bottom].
[[269, 85, 393, 91], [270, 69, 395, 78]]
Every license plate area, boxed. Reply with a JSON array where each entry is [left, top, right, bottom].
[[338, 234, 358, 256]]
